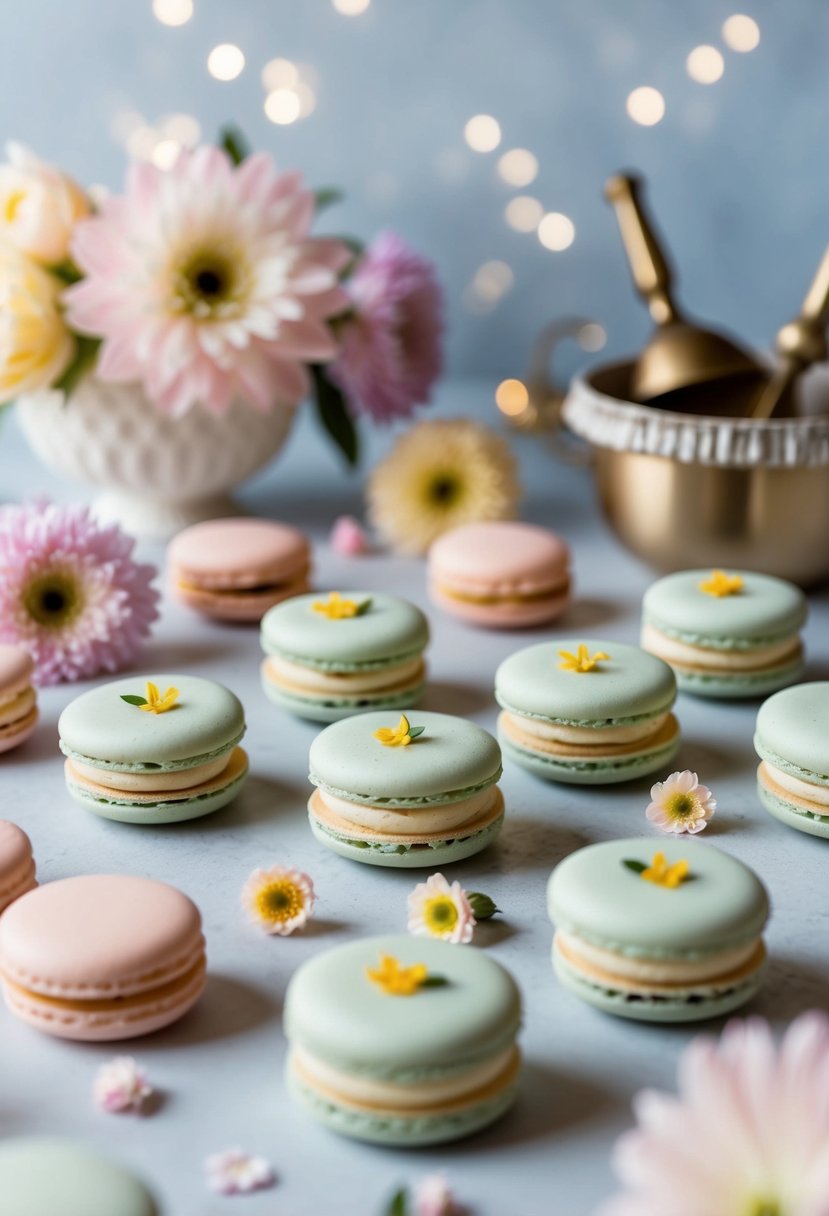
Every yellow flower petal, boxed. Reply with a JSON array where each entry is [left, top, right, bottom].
[[558, 645, 610, 673], [699, 570, 744, 598]]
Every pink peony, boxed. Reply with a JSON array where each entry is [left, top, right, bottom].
[[330, 230, 443, 423], [93, 1057, 152, 1113], [204, 1148, 274, 1195], [65, 146, 350, 416], [0, 501, 159, 684], [601, 1011, 829, 1216]]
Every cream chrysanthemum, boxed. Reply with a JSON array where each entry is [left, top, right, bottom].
[[407, 873, 475, 944], [241, 865, 315, 936], [646, 770, 716, 835], [366, 418, 520, 555]]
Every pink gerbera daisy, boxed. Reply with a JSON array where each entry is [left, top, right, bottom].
[[602, 1011, 829, 1216], [330, 230, 443, 423], [0, 501, 159, 684], [65, 146, 350, 416]]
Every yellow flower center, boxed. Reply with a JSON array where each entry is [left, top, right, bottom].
[[424, 470, 464, 508], [4, 189, 26, 224], [172, 244, 252, 320], [22, 568, 83, 629], [140, 681, 180, 714], [423, 896, 459, 933], [641, 851, 690, 889], [558, 644, 610, 673], [666, 792, 698, 820], [255, 879, 305, 923], [699, 569, 744, 597], [312, 591, 361, 619], [366, 954, 429, 996], [749, 1201, 781, 1216]]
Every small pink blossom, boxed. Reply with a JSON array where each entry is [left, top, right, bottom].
[[241, 865, 315, 936], [0, 500, 159, 685], [205, 1148, 275, 1196], [601, 1011, 829, 1216], [407, 873, 475, 944], [646, 770, 716, 835], [413, 1174, 459, 1216], [330, 231, 443, 424], [93, 1057, 152, 1113], [330, 515, 368, 556]]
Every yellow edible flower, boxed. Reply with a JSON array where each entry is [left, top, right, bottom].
[[373, 713, 424, 747], [139, 681, 180, 715], [366, 954, 429, 996], [312, 591, 362, 619], [699, 570, 744, 598], [641, 851, 690, 889], [558, 643, 610, 673]]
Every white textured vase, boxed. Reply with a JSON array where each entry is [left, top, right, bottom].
[[16, 377, 296, 538]]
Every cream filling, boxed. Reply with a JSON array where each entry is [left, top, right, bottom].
[[292, 1044, 516, 1110], [510, 711, 669, 746], [556, 929, 760, 985], [0, 687, 36, 729], [762, 762, 829, 808], [265, 654, 424, 695], [317, 786, 498, 835], [641, 623, 800, 673], [69, 752, 232, 793]]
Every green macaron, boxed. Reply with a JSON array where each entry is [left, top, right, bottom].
[[58, 673, 248, 825], [308, 710, 504, 867], [495, 638, 679, 784], [547, 837, 769, 1023], [755, 682, 829, 839], [642, 569, 807, 699], [284, 933, 522, 1146], [260, 590, 429, 722], [0, 1138, 158, 1216]]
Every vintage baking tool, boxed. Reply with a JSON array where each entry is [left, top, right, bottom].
[[605, 173, 763, 408], [752, 245, 829, 419]]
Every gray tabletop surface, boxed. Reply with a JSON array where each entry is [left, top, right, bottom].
[[0, 380, 827, 1216]]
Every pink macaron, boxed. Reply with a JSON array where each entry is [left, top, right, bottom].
[[428, 521, 572, 629], [0, 646, 38, 754], [168, 517, 312, 622], [0, 875, 206, 1041], [0, 822, 36, 914]]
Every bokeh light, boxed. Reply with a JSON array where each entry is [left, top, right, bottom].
[[538, 212, 575, 251], [686, 45, 725, 83], [505, 196, 544, 233], [151, 139, 180, 169], [495, 379, 529, 416], [262, 58, 299, 91], [578, 323, 607, 352], [265, 88, 301, 124], [152, 0, 193, 26], [332, 0, 370, 14], [497, 148, 538, 187], [626, 86, 666, 126], [207, 44, 245, 82], [722, 14, 761, 52], [464, 114, 501, 153]]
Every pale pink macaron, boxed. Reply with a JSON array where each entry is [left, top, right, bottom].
[[168, 517, 312, 622], [0, 822, 36, 915], [428, 521, 572, 629], [0, 646, 38, 754], [0, 875, 206, 1041]]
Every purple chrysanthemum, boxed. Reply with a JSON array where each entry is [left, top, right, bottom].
[[330, 231, 443, 424], [0, 501, 159, 685]]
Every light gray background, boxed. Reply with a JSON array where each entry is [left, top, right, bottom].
[[0, 384, 828, 1215], [1, 0, 826, 383]]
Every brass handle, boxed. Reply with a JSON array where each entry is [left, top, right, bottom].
[[753, 245, 829, 419], [604, 173, 680, 327]]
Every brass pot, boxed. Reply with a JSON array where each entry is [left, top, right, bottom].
[[563, 361, 829, 587]]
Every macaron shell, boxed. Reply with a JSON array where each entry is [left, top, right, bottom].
[[309, 711, 502, 805], [428, 521, 570, 594], [0, 704, 38, 753], [58, 674, 245, 769], [757, 764, 829, 839], [262, 666, 426, 722], [309, 802, 504, 868], [643, 569, 807, 645], [0, 1138, 158, 1216], [495, 639, 676, 726], [0, 875, 204, 998], [675, 654, 804, 700], [429, 581, 570, 629], [175, 572, 310, 622], [0, 644, 34, 694], [64, 746, 249, 825], [261, 592, 429, 669], [284, 933, 521, 1076], [0, 821, 36, 912], [168, 517, 310, 588], [499, 713, 680, 785], [546, 838, 769, 957], [755, 681, 829, 783]]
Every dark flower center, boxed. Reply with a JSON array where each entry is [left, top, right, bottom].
[[23, 570, 83, 629], [428, 474, 462, 506], [669, 794, 695, 819], [194, 267, 224, 297]]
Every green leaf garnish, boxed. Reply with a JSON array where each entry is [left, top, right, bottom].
[[120, 694, 148, 706], [407, 725, 426, 739], [310, 363, 359, 466], [219, 124, 250, 166], [55, 334, 101, 398], [623, 859, 647, 874], [313, 186, 344, 212], [385, 1189, 408, 1216], [419, 975, 449, 988], [469, 892, 500, 919], [355, 598, 373, 616]]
